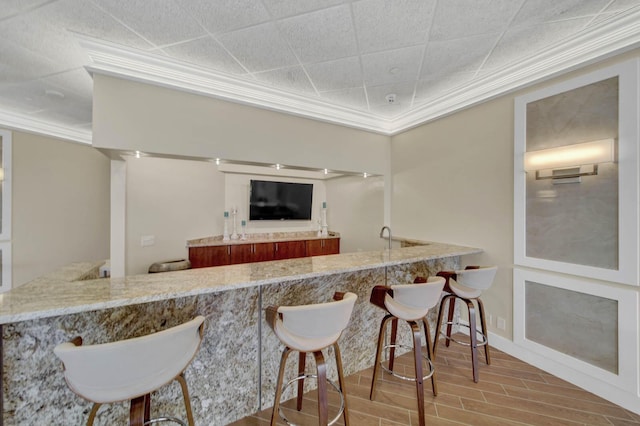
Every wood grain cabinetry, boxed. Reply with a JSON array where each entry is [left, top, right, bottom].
[[306, 238, 340, 256], [230, 242, 275, 264], [273, 240, 307, 260], [189, 238, 339, 268], [189, 245, 231, 268]]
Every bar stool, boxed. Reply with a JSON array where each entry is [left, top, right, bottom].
[[369, 276, 445, 426], [266, 292, 357, 426], [434, 266, 497, 383], [54, 316, 205, 426]]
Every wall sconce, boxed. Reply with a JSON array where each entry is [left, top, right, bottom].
[[524, 139, 615, 182]]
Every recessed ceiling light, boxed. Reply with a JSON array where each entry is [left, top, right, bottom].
[[275, 164, 281, 170], [385, 94, 396, 104], [215, 158, 220, 165], [135, 150, 141, 158], [363, 172, 368, 178], [324, 168, 328, 175]]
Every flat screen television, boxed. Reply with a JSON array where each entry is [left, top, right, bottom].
[[249, 180, 313, 221]]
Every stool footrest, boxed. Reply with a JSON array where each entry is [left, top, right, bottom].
[[144, 416, 187, 425], [380, 344, 435, 382], [279, 374, 345, 426], [440, 321, 488, 347]]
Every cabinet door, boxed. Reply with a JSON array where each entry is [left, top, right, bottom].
[[305, 239, 324, 257], [230, 244, 253, 265], [252, 242, 275, 262], [189, 246, 230, 268], [274, 240, 306, 260], [324, 238, 340, 255]]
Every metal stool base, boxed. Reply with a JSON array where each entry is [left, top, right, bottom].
[[278, 374, 345, 426], [439, 321, 488, 347], [380, 344, 435, 382], [144, 417, 187, 425]]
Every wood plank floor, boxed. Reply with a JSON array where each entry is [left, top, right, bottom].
[[230, 336, 640, 426]]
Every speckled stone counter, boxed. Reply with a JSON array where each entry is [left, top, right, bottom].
[[0, 242, 481, 425]]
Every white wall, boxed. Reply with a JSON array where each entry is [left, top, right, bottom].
[[12, 131, 110, 286]]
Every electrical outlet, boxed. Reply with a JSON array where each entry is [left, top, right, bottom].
[[497, 317, 506, 330], [140, 235, 155, 247]]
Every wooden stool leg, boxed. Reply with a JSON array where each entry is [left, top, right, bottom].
[[422, 318, 437, 396], [313, 350, 329, 426], [465, 299, 480, 383], [370, 315, 393, 400], [388, 318, 398, 372], [297, 351, 307, 411], [333, 343, 350, 426], [476, 297, 491, 365], [271, 347, 292, 426], [445, 296, 456, 348], [129, 393, 150, 426], [433, 295, 452, 358], [86, 403, 101, 426], [410, 321, 425, 426], [176, 372, 196, 426]]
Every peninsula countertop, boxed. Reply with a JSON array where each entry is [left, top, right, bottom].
[[0, 241, 481, 325]]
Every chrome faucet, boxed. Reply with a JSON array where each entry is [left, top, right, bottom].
[[380, 226, 392, 250]]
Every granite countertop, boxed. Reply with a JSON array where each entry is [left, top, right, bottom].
[[0, 242, 481, 325], [187, 231, 341, 247]]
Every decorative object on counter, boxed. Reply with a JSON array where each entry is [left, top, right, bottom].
[[369, 276, 445, 426], [241, 220, 247, 240], [53, 316, 206, 426], [316, 219, 322, 237], [148, 259, 191, 273], [320, 201, 328, 237], [223, 211, 230, 241], [266, 292, 357, 426], [434, 265, 497, 383], [231, 207, 239, 240]]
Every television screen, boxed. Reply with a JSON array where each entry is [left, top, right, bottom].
[[249, 180, 313, 221]]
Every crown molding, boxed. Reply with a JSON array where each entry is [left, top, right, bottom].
[[79, 35, 396, 135], [392, 7, 640, 134], [0, 109, 92, 144]]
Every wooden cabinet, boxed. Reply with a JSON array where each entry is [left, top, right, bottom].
[[306, 238, 340, 256], [230, 242, 274, 264], [274, 240, 306, 260], [189, 245, 231, 268], [189, 237, 339, 268]]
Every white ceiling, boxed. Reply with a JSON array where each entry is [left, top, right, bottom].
[[1, 0, 639, 143]]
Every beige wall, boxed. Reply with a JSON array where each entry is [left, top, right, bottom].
[[92, 75, 389, 175], [326, 175, 385, 253], [125, 156, 224, 275], [12, 132, 110, 286], [391, 96, 515, 338]]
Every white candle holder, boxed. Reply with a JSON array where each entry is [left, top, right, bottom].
[[231, 207, 239, 240]]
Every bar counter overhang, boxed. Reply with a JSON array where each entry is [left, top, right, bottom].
[[0, 241, 481, 425]]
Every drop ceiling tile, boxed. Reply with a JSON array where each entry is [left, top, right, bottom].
[[161, 36, 246, 75], [430, 0, 524, 42], [277, 5, 358, 64], [483, 18, 591, 69], [414, 72, 475, 102], [41, 68, 94, 99], [352, 0, 435, 53], [305, 56, 362, 91], [319, 87, 368, 110], [253, 66, 316, 95], [93, 0, 205, 46], [32, 99, 93, 126], [361, 45, 423, 86], [34, 0, 153, 51], [603, 0, 640, 13], [218, 22, 298, 72], [261, 0, 346, 19], [511, 0, 610, 27], [0, 41, 62, 85], [175, 0, 270, 34], [420, 33, 497, 79], [0, 0, 50, 20], [0, 79, 89, 115]]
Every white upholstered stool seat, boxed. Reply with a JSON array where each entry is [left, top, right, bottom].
[[54, 316, 205, 426], [434, 266, 497, 383], [266, 292, 357, 426], [369, 276, 445, 426]]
